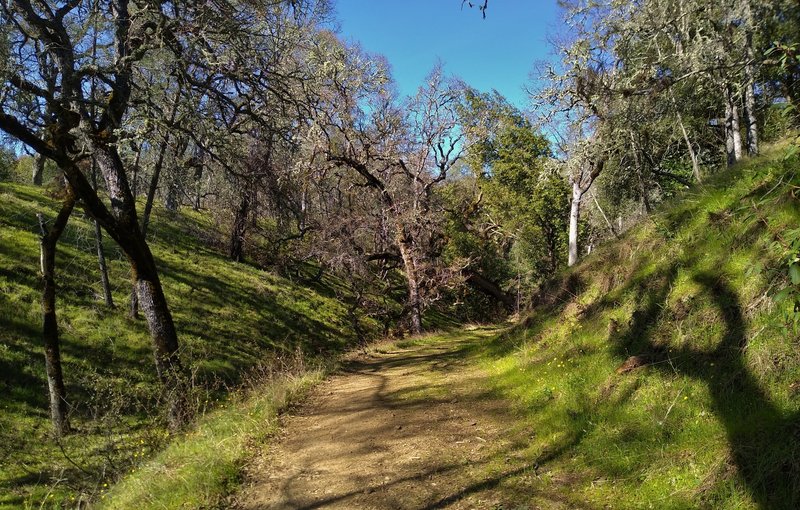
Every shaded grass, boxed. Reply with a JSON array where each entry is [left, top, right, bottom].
[[460, 143, 800, 509], [0, 183, 372, 508]]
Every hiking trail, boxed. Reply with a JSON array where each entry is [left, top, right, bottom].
[[235, 328, 564, 509]]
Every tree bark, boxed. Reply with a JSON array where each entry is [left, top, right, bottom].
[[134, 262, 185, 427], [229, 190, 251, 262], [90, 160, 114, 308], [129, 286, 139, 319], [0, 0, 186, 428], [89, 142, 187, 428], [742, 0, 759, 156], [732, 99, 743, 163], [675, 109, 701, 183], [142, 143, 167, 236], [397, 228, 423, 335], [94, 220, 114, 308], [743, 79, 758, 157], [568, 152, 605, 267], [568, 179, 582, 267], [142, 86, 182, 236], [165, 180, 180, 211], [37, 189, 76, 437], [591, 192, 619, 239], [131, 131, 171, 319], [33, 154, 45, 186], [193, 165, 203, 211], [725, 85, 743, 166]]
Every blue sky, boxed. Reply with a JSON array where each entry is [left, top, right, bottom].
[[333, 1, 561, 111]]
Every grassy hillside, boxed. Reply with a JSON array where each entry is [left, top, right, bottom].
[[0, 183, 369, 509], [468, 141, 800, 509]]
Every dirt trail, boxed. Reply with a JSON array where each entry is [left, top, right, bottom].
[[235, 328, 562, 510]]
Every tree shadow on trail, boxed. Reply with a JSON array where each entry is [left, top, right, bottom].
[[419, 257, 799, 508], [261, 334, 595, 510], [615, 265, 800, 509]]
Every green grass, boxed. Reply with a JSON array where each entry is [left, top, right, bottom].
[[3, 140, 798, 509], [463, 142, 800, 509], [0, 184, 372, 509], [102, 366, 326, 509]]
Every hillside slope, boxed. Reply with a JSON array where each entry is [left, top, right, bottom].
[[469, 142, 800, 509], [0, 183, 368, 508]]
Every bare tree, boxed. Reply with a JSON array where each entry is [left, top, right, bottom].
[[0, 0, 326, 426], [309, 43, 464, 333]]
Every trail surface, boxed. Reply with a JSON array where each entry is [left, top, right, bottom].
[[236, 328, 555, 509]]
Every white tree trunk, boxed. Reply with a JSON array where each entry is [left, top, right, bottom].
[[725, 85, 743, 166], [568, 179, 582, 267], [397, 227, 423, 334], [743, 0, 759, 156], [732, 102, 743, 162], [676, 111, 701, 183], [743, 80, 758, 156], [725, 103, 735, 166]]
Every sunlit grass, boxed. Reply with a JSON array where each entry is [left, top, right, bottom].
[[102, 368, 326, 510], [0, 182, 371, 508], [461, 142, 800, 509]]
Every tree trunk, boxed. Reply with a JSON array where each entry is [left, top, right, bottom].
[[142, 87, 181, 236], [536, 218, 560, 271], [567, 147, 605, 268], [397, 228, 423, 335], [568, 179, 582, 267], [725, 85, 743, 166], [165, 180, 180, 211], [592, 192, 619, 239], [732, 99, 743, 163], [193, 165, 203, 211], [548, 237, 558, 272], [742, 0, 759, 156], [129, 286, 139, 319], [88, 142, 187, 428], [0, 0, 186, 427], [743, 79, 758, 157], [37, 190, 76, 437], [95, 222, 115, 308], [142, 144, 167, 237], [131, 147, 141, 199], [229, 190, 251, 262], [659, 40, 701, 182], [33, 154, 45, 186], [94, 220, 114, 308], [91, 160, 114, 308], [86, 27, 115, 309], [134, 258, 186, 428], [725, 105, 735, 167], [675, 110, 701, 183], [132, 132, 171, 319]]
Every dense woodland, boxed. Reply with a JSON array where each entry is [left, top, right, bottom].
[[1, 0, 799, 507]]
